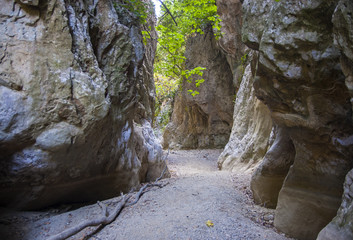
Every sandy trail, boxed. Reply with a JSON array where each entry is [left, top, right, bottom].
[[0, 150, 292, 240]]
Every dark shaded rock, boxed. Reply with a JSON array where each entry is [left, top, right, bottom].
[[217, 0, 244, 71], [318, 1, 353, 238], [251, 126, 295, 209], [0, 0, 166, 210], [317, 169, 353, 240]]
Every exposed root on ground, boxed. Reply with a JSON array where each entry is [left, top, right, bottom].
[[48, 151, 169, 240]]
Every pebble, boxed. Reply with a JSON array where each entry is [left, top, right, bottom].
[[263, 214, 274, 221]]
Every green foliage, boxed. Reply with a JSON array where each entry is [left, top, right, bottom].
[[154, 0, 221, 128], [154, 74, 178, 129], [241, 53, 248, 66], [238, 51, 250, 84], [187, 89, 200, 97], [142, 26, 152, 44], [157, 106, 172, 130], [154, 74, 178, 115], [155, 0, 221, 96]]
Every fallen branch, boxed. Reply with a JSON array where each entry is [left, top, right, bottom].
[[48, 150, 170, 240], [48, 194, 130, 240]]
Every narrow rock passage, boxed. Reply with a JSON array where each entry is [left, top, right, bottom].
[[0, 150, 292, 240]]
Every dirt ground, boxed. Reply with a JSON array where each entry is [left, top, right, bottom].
[[0, 149, 294, 240]]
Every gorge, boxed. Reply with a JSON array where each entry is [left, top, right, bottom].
[[0, 0, 352, 239]]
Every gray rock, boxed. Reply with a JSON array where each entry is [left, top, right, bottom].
[[18, 0, 39, 6], [217, 55, 273, 172], [216, 0, 273, 173], [242, 0, 273, 50], [251, 126, 295, 209], [217, 0, 245, 71], [241, 0, 353, 239], [35, 122, 83, 152], [318, 1, 353, 239], [263, 214, 274, 221], [0, 0, 166, 210], [317, 169, 353, 240], [162, 27, 235, 149]]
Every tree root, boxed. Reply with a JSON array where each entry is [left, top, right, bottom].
[[48, 150, 169, 240]]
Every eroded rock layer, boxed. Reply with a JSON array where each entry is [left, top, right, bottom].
[[250, 126, 295, 209], [0, 0, 166, 210], [162, 27, 234, 149], [241, 0, 353, 239]]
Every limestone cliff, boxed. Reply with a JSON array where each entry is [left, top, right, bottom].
[[162, 27, 234, 149], [217, 55, 273, 172], [0, 0, 166, 210], [241, 0, 353, 239], [216, 0, 273, 172]]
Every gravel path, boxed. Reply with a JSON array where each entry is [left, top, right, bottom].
[[0, 149, 293, 240]]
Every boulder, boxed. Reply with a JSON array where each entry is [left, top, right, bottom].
[[0, 0, 166, 210], [241, 0, 273, 50]]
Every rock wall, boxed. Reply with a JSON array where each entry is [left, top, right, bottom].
[[162, 27, 234, 149], [317, 170, 353, 240], [0, 0, 166, 210], [217, 55, 273, 172], [216, 0, 273, 172], [241, 0, 353, 239], [250, 125, 295, 209], [318, 1, 353, 239], [216, 0, 243, 72]]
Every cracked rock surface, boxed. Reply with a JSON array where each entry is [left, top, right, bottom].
[[0, 0, 166, 210]]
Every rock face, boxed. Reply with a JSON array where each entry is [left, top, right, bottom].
[[217, 57, 273, 172], [216, 0, 243, 71], [0, 0, 166, 210], [241, 0, 353, 239], [162, 27, 234, 149], [318, 1, 353, 239], [317, 169, 353, 240], [250, 126, 295, 208], [216, 0, 273, 172]]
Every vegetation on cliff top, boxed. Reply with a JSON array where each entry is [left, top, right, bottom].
[[154, 0, 221, 93], [116, 0, 221, 129], [153, 0, 221, 128]]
